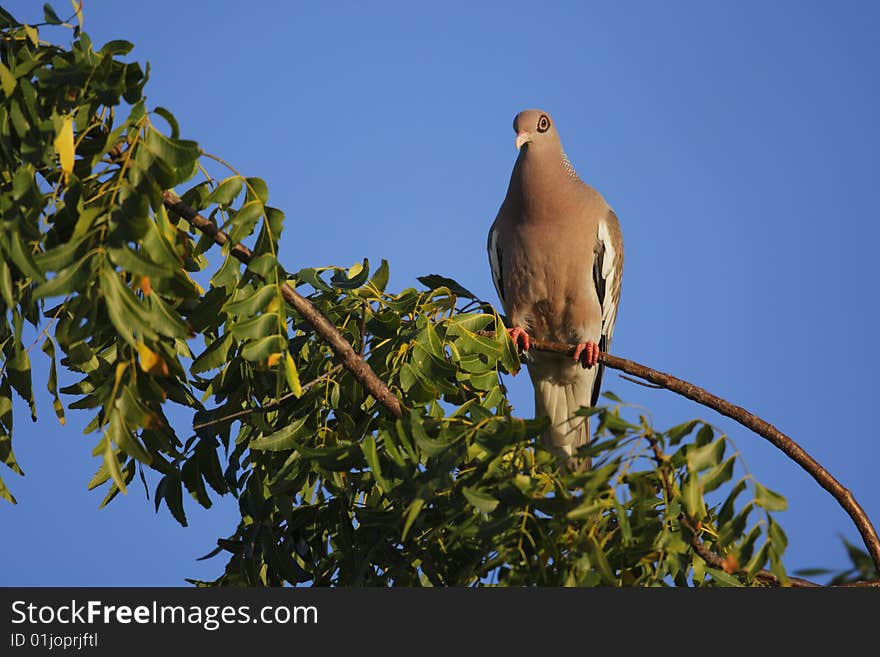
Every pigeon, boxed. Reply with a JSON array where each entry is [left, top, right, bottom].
[[488, 109, 623, 469]]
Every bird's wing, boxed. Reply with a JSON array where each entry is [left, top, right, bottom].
[[487, 217, 505, 306], [590, 208, 624, 405]]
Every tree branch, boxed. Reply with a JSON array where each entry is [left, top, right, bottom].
[[478, 331, 880, 576], [162, 191, 403, 419]]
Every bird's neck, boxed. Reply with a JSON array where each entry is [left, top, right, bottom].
[[508, 146, 580, 215]]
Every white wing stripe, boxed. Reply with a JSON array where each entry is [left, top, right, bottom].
[[597, 217, 618, 336], [488, 224, 504, 302]]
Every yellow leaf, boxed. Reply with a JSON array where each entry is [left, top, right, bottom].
[[265, 295, 280, 313], [54, 115, 74, 174], [70, 0, 83, 28], [185, 271, 205, 296], [266, 352, 282, 368], [24, 25, 39, 47], [136, 342, 169, 377], [0, 62, 16, 96], [114, 362, 128, 389], [284, 352, 302, 397]]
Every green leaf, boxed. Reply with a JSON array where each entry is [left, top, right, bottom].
[[699, 455, 735, 494], [0, 261, 15, 309], [686, 438, 725, 472], [191, 332, 233, 374], [265, 206, 285, 237], [401, 498, 425, 541], [41, 337, 65, 425], [144, 128, 199, 171], [247, 253, 279, 278], [447, 326, 499, 359], [102, 439, 128, 496], [248, 417, 309, 451], [586, 536, 617, 584], [717, 477, 749, 528], [211, 254, 241, 289], [706, 567, 743, 587], [245, 177, 269, 204], [462, 486, 499, 513], [666, 420, 700, 445], [681, 473, 706, 520], [361, 435, 390, 491], [417, 274, 478, 299], [408, 412, 450, 457], [32, 253, 93, 299], [152, 106, 179, 138], [767, 517, 788, 552], [566, 499, 611, 520], [182, 455, 212, 509], [206, 176, 243, 206], [744, 541, 770, 576], [240, 334, 286, 361], [146, 294, 192, 339], [369, 259, 390, 292], [43, 4, 62, 24], [754, 482, 787, 512], [99, 266, 158, 345], [96, 38, 134, 56], [223, 284, 276, 317], [108, 407, 152, 465], [330, 261, 370, 290], [695, 424, 714, 447], [107, 246, 175, 279], [7, 232, 43, 282], [231, 312, 280, 341], [158, 474, 188, 527], [293, 267, 333, 293], [34, 238, 86, 272], [614, 495, 632, 544], [228, 200, 263, 244]]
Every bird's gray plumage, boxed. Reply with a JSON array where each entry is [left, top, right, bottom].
[[488, 110, 623, 469]]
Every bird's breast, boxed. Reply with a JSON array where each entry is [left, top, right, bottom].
[[503, 212, 602, 345]]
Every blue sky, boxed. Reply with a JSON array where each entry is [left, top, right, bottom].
[[3, 0, 879, 585]]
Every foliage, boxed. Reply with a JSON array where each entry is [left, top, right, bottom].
[[0, 4, 793, 586], [799, 540, 878, 586]]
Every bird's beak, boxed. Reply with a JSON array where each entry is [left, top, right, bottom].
[[515, 132, 531, 150]]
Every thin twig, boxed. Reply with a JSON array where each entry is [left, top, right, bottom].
[[193, 363, 345, 431], [163, 191, 403, 419], [477, 330, 880, 576], [358, 301, 369, 356], [618, 374, 664, 389]]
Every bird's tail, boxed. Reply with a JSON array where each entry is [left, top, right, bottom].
[[532, 376, 593, 471]]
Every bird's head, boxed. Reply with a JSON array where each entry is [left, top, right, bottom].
[[513, 109, 560, 152]]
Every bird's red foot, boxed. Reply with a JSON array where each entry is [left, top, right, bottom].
[[507, 326, 531, 352], [573, 340, 599, 369]]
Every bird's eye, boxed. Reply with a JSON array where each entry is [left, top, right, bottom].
[[537, 115, 550, 133]]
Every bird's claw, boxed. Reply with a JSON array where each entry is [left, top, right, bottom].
[[507, 327, 531, 352], [573, 341, 599, 369]]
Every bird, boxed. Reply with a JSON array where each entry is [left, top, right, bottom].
[[487, 109, 623, 470]]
